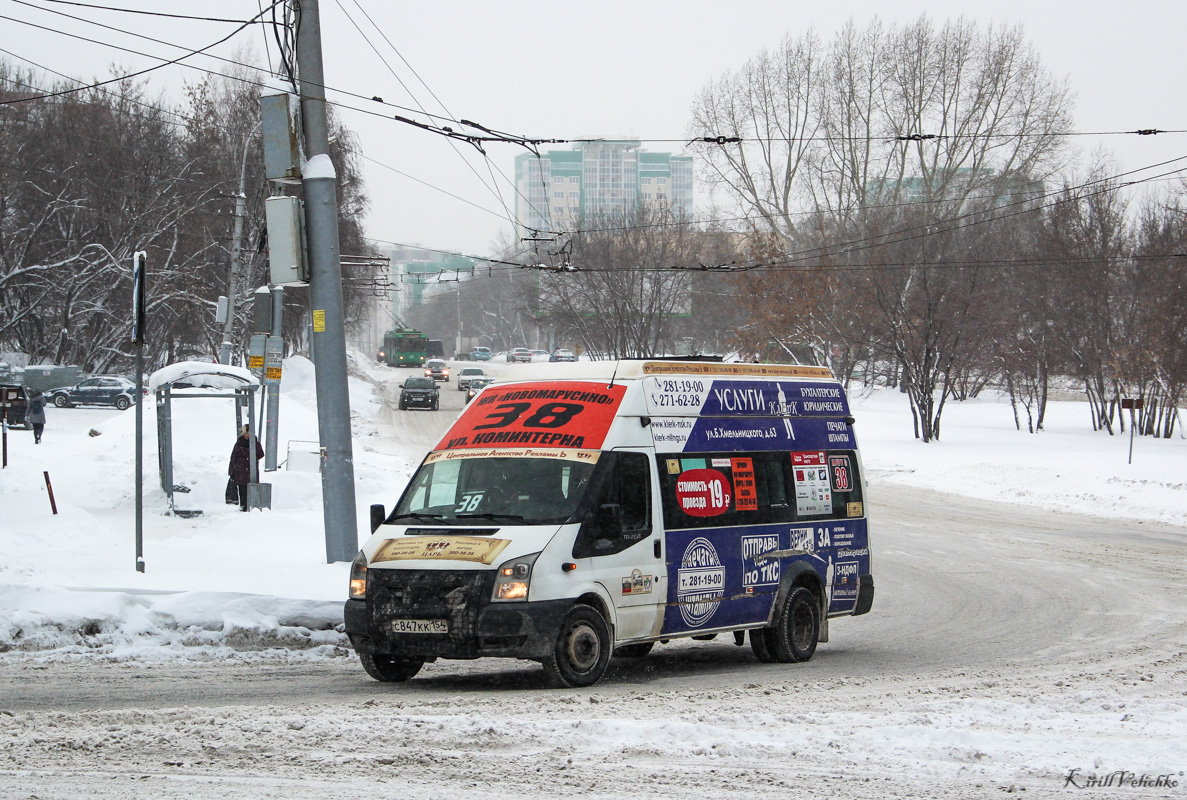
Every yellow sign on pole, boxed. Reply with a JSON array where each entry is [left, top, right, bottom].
[[312, 309, 326, 332]]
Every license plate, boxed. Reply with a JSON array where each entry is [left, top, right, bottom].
[[391, 618, 448, 634]]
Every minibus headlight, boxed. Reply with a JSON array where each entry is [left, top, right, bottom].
[[493, 553, 540, 602], [349, 550, 368, 599]]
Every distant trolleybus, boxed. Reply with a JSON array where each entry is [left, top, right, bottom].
[[383, 328, 429, 367]]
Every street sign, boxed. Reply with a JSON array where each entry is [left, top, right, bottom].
[[247, 334, 267, 378], [264, 335, 284, 385]]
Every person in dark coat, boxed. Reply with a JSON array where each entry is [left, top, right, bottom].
[[27, 390, 46, 444], [228, 425, 264, 511]]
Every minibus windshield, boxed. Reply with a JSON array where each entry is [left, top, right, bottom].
[[391, 455, 596, 525]]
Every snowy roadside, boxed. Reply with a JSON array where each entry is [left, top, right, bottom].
[[0, 357, 1184, 662]]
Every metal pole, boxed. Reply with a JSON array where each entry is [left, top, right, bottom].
[[1128, 408, 1136, 465], [133, 251, 146, 573], [265, 286, 284, 471], [295, 0, 359, 563], [220, 124, 261, 366]]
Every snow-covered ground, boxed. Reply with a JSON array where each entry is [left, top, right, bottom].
[[1, 356, 1184, 798], [1, 358, 1181, 659]]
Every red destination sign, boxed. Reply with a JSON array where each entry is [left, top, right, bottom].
[[436, 381, 626, 451]]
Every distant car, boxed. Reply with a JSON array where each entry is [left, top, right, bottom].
[[399, 377, 439, 411], [0, 384, 30, 428], [47, 376, 140, 410], [530, 349, 549, 358], [456, 366, 488, 391], [424, 359, 450, 381], [469, 347, 492, 361], [465, 376, 495, 403], [549, 348, 577, 362], [509, 347, 532, 363]]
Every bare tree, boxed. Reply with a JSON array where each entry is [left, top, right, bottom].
[[536, 207, 702, 359], [688, 16, 1074, 440]]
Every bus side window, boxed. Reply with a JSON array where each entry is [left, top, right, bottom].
[[617, 452, 652, 531], [573, 452, 652, 558], [757, 456, 789, 510]]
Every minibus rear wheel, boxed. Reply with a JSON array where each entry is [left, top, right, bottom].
[[772, 587, 820, 662], [359, 652, 424, 682], [543, 605, 611, 688]]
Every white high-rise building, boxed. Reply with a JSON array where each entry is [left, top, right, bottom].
[[513, 141, 693, 238]]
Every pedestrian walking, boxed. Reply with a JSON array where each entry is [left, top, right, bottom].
[[227, 425, 263, 512], [27, 390, 46, 444]]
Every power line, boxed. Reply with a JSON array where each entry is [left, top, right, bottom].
[[32, 0, 263, 23], [0, 3, 283, 105]]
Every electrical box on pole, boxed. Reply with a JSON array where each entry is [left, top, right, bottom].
[[252, 286, 273, 333], [260, 81, 302, 184], [265, 196, 308, 286], [215, 296, 229, 325]]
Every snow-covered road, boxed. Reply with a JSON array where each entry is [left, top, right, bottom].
[[3, 482, 1184, 799]]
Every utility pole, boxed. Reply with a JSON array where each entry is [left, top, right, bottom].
[[295, 0, 358, 562], [219, 124, 260, 366]]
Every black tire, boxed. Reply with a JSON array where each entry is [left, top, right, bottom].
[[749, 628, 777, 663], [772, 587, 820, 663], [431, 398, 439, 411], [398, 400, 407, 411], [358, 652, 423, 682], [53, 394, 70, 408], [114, 395, 130, 410], [543, 605, 611, 688], [613, 641, 654, 658]]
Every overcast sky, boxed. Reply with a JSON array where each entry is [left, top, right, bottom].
[[3, 1, 1185, 259]]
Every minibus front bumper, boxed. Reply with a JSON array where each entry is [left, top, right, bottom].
[[344, 568, 569, 660]]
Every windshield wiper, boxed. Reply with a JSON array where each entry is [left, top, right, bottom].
[[456, 512, 526, 523], [391, 512, 447, 522]]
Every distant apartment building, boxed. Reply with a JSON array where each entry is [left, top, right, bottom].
[[513, 141, 693, 237]]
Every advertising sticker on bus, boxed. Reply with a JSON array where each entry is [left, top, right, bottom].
[[436, 382, 626, 452], [674, 468, 732, 517], [792, 451, 832, 515]]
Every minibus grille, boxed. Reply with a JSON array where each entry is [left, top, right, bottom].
[[367, 568, 492, 657]]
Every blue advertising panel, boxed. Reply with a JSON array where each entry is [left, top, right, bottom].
[[660, 518, 871, 636], [644, 377, 851, 418], [651, 415, 855, 453]]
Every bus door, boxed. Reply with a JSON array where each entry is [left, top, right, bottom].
[[572, 449, 663, 642]]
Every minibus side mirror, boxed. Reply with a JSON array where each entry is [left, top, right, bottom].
[[370, 503, 386, 533]]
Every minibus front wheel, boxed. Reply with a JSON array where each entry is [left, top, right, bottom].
[[358, 652, 424, 682], [543, 605, 612, 688]]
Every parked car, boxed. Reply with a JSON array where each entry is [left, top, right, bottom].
[[47, 376, 141, 410], [399, 377, 439, 411], [0, 384, 30, 428], [456, 366, 488, 391], [469, 347, 492, 361], [423, 359, 450, 382], [549, 348, 577, 362], [530, 349, 549, 358], [509, 347, 532, 363], [465, 376, 495, 403]]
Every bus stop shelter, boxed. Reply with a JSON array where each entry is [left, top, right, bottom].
[[149, 362, 267, 517]]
